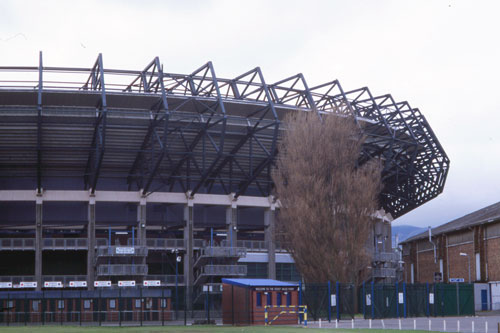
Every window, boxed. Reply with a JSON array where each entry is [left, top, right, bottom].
[[256, 293, 262, 307], [276, 292, 282, 306], [266, 292, 272, 306], [57, 300, 64, 309], [84, 300, 91, 309], [135, 299, 141, 308], [276, 263, 301, 282], [109, 299, 116, 309], [32, 301, 39, 311], [240, 263, 268, 279], [161, 299, 167, 308]]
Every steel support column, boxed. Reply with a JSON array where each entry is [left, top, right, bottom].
[[36, 51, 43, 193], [226, 203, 237, 247], [264, 206, 276, 280], [35, 196, 43, 291], [87, 196, 96, 290], [183, 198, 194, 307], [137, 200, 147, 266]]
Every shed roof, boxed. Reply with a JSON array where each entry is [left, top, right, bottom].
[[222, 278, 298, 288], [401, 201, 500, 244]]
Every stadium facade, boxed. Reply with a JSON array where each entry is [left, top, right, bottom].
[[0, 53, 449, 291]]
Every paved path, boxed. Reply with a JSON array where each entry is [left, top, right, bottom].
[[307, 316, 500, 332]]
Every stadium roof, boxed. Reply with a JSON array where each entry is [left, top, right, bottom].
[[0, 53, 449, 218], [401, 201, 500, 243]]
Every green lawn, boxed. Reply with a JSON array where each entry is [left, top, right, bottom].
[[0, 325, 434, 333]]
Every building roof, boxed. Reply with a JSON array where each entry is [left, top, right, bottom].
[[221, 278, 298, 288], [401, 201, 500, 243]]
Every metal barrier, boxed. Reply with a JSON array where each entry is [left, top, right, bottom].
[[96, 265, 148, 276], [0, 238, 108, 251], [264, 305, 307, 326]]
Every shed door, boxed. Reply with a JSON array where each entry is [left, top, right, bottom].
[[491, 283, 500, 310]]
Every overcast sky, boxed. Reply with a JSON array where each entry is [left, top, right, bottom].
[[1, 0, 499, 228]]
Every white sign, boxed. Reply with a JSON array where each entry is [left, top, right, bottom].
[[118, 280, 136, 287], [203, 285, 214, 292], [429, 293, 434, 304], [449, 278, 464, 283], [0, 282, 12, 288], [143, 280, 161, 287], [331, 294, 336, 307], [69, 281, 87, 288], [116, 247, 135, 254], [94, 281, 112, 287], [44, 281, 62, 288], [366, 294, 372, 306], [398, 292, 404, 304], [19, 282, 37, 288]]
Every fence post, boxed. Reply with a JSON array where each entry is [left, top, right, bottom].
[[327, 281, 331, 323], [161, 288, 164, 326], [184, 286, 187, 326], [336, 282, 340, 321], [140, 287, 143, 326], [426, 282, 430, 317], [79, 290, 82, 326], [362, 282, 366, 318], [299, 281, 302, 324], [396, 282, 399, 318], [403, 281, 407, 318], [24, 292, 27, 326], [98, 289, 101, 326], [118, 288, 121, 327], [371, 281, 374, 319], [231, 285, 234, 325]]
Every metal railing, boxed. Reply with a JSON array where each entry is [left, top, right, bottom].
[[373, 268, 397, 278], [0, 275, 87, 284], [0, 238, 108, 250], [96, 246, 148, 257], [127, 238, 206, 249], [373, 252, 399, 263], [220, 239, 288, 252], [97, 265, 148, 276], [199, 246, 246, 258], [199, 265, 247, 276]]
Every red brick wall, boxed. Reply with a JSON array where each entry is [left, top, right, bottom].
[[486, 237, 500, 280], [447, 243, 474, 282], [416, 250, 439, 282]]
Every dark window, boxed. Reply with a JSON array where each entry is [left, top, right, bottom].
[[276, 292, 282, 306], [266, 292, 272, 306], [256, 293, 262, 307], [286, 293, 291, 306], [276, 263, 301, 282], [240, 263, 268, 279]]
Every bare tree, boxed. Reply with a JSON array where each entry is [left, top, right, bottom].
[[273, 111, 381, 284]]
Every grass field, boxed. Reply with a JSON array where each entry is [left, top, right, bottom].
[[0, 325, 434, 333]]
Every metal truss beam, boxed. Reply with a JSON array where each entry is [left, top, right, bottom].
[[126, 57, 170, 194], [205, 67, 279, 196], [36, 51, 43, 194], [83, 54, 107, 193]]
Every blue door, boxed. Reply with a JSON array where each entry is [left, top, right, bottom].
[[481, 289, 488, 311]]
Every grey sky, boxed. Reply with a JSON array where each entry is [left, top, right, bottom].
[[1, 0, 499, 228]]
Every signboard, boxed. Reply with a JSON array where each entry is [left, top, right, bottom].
[[0, 282, 12, 288], [203, 285, 214, 292], [20, 282, 37, 288], [118, 280, 136, 287], [366, 294, 372, 306], [69, 281, 87, 288], [398, 292, 404, 304], [116, 247, 135, 255], [449, 278, 464, 283], [434, 272, 443, 282], [254, 287, 297, 292], [94, 281, 112, 287], [429, 293, 434, 304], [331, 294, 336, 306], [44, 281, 62, 288], [143, 280, 161, 287]]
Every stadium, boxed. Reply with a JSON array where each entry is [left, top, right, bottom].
[[0, 52, 449, 294]]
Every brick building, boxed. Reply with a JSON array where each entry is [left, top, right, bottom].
[[400, 201, 500, 284]]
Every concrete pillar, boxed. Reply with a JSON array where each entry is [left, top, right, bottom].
[[184, 199, 194, 308], [35, 195, 43, 291], [264, 207, 276, 280], [137, 199, 147, 268], [87, 196, 96, 290], [226, 205, 237, 247]]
